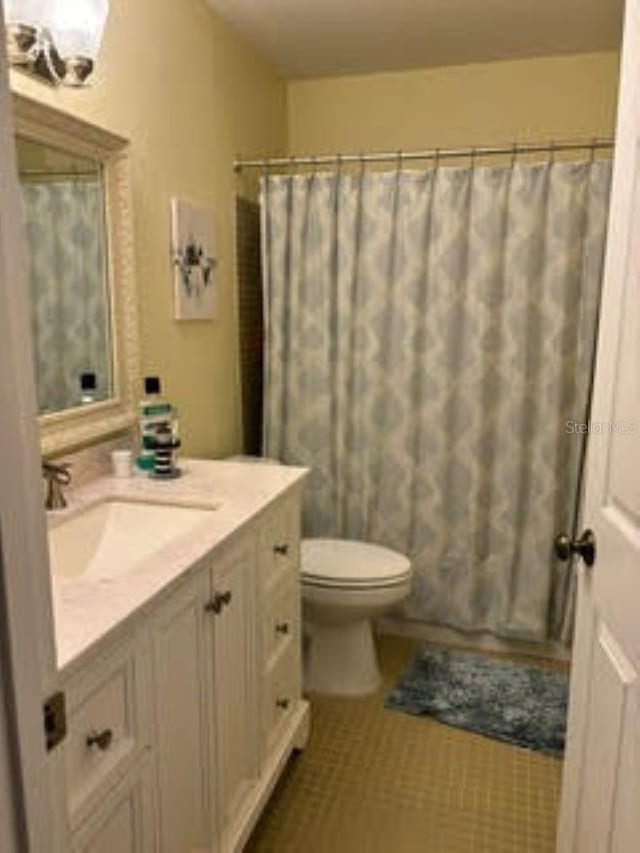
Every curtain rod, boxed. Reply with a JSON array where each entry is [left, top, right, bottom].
[[19, 169, 98, 179], [234, 138, 614, 173]]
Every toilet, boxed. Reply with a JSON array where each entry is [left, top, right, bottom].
[[301, 538, 412, 696]]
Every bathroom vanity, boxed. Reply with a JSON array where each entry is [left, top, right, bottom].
[[49, 459, 308, 852], [11, 93, 308, 851]]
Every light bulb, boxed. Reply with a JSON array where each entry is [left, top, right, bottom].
[[46, 0, 109, 60]]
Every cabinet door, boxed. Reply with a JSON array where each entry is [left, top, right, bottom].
[[152, 574, 212, 853], [70, 759, 155, 853], [210, 537, 259, 836]]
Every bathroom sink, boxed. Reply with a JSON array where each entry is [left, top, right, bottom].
[[48, 498, 218, 579]]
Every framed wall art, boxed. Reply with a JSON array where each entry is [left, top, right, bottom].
[[171, 197, 218, 320]]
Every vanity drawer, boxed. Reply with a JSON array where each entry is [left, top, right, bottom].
[[263, 645, 300, 754], [263, 578, 299, 668], [260, 494, 301, 588], [64, 636, 151, 831], [69, 754, 156, 853]]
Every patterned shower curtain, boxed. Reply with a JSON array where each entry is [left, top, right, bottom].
[[21, 181, 110, 413], [261, 160, 611, 641]]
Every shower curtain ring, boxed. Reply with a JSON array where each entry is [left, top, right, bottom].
[[470, 146, 478, 170], [549, 140, 556, 165], [589, 138, 597, 164], [434, 148, 441, 171], [510, 143, 518, 169]]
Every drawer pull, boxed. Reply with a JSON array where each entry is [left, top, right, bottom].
[[275, 621, 290, 635], [86, 728, 113, 751], [205, 590, 232, 614], [273, 544, 289, 556], [276, 698, 291, 710]]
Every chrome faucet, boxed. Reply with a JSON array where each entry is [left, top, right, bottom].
[[42, 461, 72, 510]]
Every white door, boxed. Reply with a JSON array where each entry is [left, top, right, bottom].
[[0, 8, 65, 853], [557, 2, 640, 851]]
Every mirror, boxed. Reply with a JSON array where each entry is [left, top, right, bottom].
[[13, 94, 140, 457], [16, 136, 113, 414]]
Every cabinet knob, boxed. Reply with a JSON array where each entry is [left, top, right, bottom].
[[273, 544, 289, 556], [205, 590, 232, 614], [86, 728, 113, 751], [276, 698, 290, 710], [275, 621, 290, 635]]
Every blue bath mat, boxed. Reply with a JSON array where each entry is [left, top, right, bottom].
[[385, 646, 568, 757]]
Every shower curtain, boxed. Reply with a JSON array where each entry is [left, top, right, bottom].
[[261, 160, 611, 641], [21, 181, 110, 413]]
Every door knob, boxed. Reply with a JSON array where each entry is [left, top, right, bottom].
[[554, 529, 597, 567], [204, 590, 232, 614], [86, 728, 113, 751]]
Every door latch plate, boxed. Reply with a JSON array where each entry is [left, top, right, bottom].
[[43, 691, 66, 751]]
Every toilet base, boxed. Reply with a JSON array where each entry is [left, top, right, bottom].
[[304, 618, 381, 696]]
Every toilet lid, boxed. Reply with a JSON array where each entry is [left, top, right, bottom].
[[301, 538, 411, 587]]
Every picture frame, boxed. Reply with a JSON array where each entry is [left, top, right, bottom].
[[171, 197, 217, 321]]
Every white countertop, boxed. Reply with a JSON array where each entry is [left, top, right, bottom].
[[51, 458, 307, 673]]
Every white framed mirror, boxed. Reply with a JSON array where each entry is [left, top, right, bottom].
[[13, 94, 140, 456]]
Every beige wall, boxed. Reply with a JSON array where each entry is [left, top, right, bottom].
[[11, 36, 621, 457], [287, 52, 620, 155], [11, 0, 287, 458]]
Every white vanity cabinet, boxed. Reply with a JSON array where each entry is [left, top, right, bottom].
[[58, 484, 308, 853]]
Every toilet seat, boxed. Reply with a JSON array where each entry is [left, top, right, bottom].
[[301, 538, 411, 590]]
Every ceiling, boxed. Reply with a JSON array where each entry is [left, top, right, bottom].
[[206, 0, 623, 79]]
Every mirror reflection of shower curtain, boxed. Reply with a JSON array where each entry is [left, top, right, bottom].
[[261, 161, 612, 642], [20, 181, 110, 413]]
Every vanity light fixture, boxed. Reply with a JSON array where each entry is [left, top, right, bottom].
[[5, 0, 109, 87]]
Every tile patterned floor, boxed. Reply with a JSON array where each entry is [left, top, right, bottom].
[[246, 635, 565, 853]]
